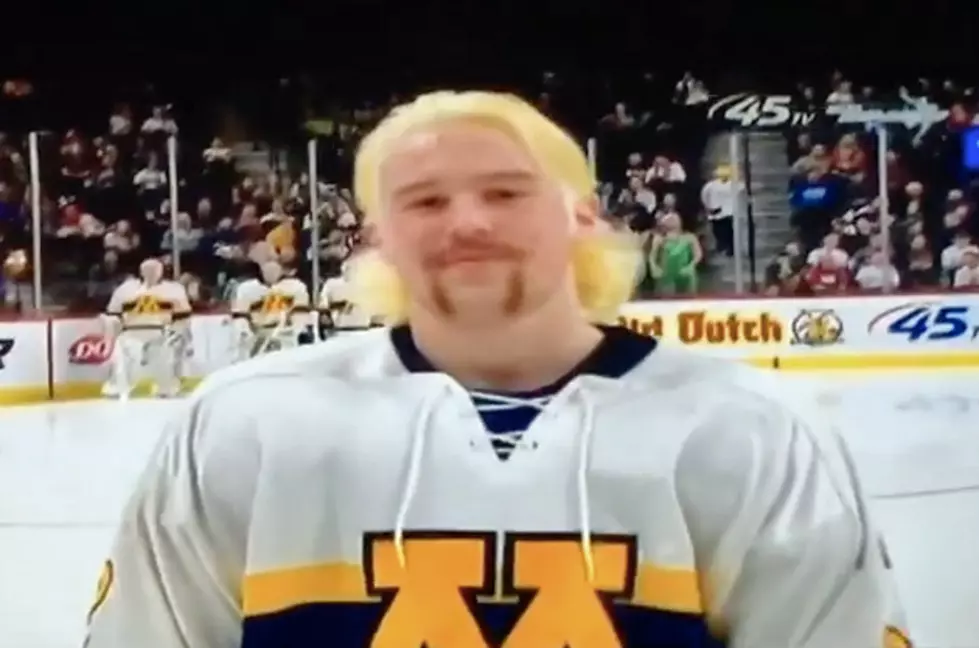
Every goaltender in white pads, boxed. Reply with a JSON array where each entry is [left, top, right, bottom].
[[84, 92, 912, 648], [101, 258, 191, 398]]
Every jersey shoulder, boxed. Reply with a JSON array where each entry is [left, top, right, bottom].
[[184, 329, 405, 458], [278, 277, 309, 294], [627, 343, 854, 508], [235, 278, 263, 293], [194, 327, 399, 402]]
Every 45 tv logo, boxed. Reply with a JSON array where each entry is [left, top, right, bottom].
[[869, 303, 979, 343], [707, 93, 817, 129]]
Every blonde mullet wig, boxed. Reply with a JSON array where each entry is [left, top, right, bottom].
[[350, 90, 641, 325]]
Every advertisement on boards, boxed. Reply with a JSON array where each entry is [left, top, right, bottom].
[[789, 309, 845, 347], [618, 302, 787, 355], [0, 321, 49, 402], [0, 336, 13, 368], [867, 301, 979, 346]]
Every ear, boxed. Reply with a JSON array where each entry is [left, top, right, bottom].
[[370, 217, 396, 264], [570, 193, 603, 234]]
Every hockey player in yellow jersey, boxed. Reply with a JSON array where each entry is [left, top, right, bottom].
[[85, 92, 911, 647], [319, 258, 374, 333], [101, 258, 191, 399], [230, 260, 313, 358]]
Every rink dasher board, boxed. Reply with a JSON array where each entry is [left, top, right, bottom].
[[0, 293, 978, 404]]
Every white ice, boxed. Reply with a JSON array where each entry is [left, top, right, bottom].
[[1, 371, 978, 648]]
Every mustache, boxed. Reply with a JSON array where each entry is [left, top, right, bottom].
[[425, 241, 524, 268]]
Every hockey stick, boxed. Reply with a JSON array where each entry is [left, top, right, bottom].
[[256, 309, 290, 356]]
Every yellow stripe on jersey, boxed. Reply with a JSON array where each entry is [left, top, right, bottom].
[[250, 293, 295, 314], [122, 295, 172, 314], [885, 625, 913, 648], [634, 562, 705, 614], [243, 561, 366, 615], [241, 533, 704, 618]]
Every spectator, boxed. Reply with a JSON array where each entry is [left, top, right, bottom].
[[133, 153, 167, 211], [625, 152, 646, 184], [807, 232, 850, 268], [804, 252, 850, 294], [764, 242, 806, 296], [140, 105, 178, 146], [906, 233, 938, 288], [109, 103, 133, 139], [161, 212, 203, 255], [790, 169, 845, 251], [855, 251, 901, 293], [623, 176, 657, 216], [952, 246, 979, 288], [648, 212, 702, 295], [831, 133, 868, 185], [644, 154, 687, 186], [826, 78, 855, 105], [901, 181, 926, 219], [653, 193, 682, 229], [700, 165, 737, 257], [941, 230, 974, 283], [599, 102, 637, 129], [87, 249, 129, 306], [790, 143, 830, 176], [103, 218, 141, 271]]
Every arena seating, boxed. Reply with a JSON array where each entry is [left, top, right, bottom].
[[1, 71, 977, 316]]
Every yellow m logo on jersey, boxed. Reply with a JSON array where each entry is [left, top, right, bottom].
[[366, 532, 634, 648], [131, 295, 162, 314], [260, 293, 293, 314], [240, 531, 706, 647]]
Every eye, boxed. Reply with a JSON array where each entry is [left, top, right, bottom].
[[407, 195, 449, 211], [484, 188, 525, 202]]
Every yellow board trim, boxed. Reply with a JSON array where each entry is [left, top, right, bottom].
[[0, 379, 203, 406], [1, 351, 977, 406], [241, 560, 703, 618]]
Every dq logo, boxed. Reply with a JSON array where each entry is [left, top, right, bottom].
[[365, 532, 633, 647], [69, 335, 113, 365]]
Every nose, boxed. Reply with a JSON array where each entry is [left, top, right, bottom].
[[444, 194, 494, 235]]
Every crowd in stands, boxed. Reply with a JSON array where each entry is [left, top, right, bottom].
[[0, 99, 371, 312], [767, 73, 979, 295], [1, 70, 978, 315]]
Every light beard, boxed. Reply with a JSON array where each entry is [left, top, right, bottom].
[[430, 266, 525, 319]]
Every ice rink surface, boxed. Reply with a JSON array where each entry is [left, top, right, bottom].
[[2, 370, 979, 647]]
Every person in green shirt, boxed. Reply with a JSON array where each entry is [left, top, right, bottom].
[[649, 212, 703, 295]]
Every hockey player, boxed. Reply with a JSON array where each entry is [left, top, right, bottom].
[[230, 259, 313, 358], [318, 257, 374, 336], [86, 92, 911, 648], [101, 258, 191, 399]]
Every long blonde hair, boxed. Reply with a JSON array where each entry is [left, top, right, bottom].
[[350, 90, 640, 324]]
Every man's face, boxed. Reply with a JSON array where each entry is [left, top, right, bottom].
[[376, 120, 595, 323]]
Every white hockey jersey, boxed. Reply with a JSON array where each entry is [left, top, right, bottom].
[[319, 275, 373, 329], [105, 278, 192, 329], [84, 326, 910, 648], [231, 277, 312, 329]]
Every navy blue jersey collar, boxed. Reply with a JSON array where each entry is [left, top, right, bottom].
[[390, 324, 656, 396]]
